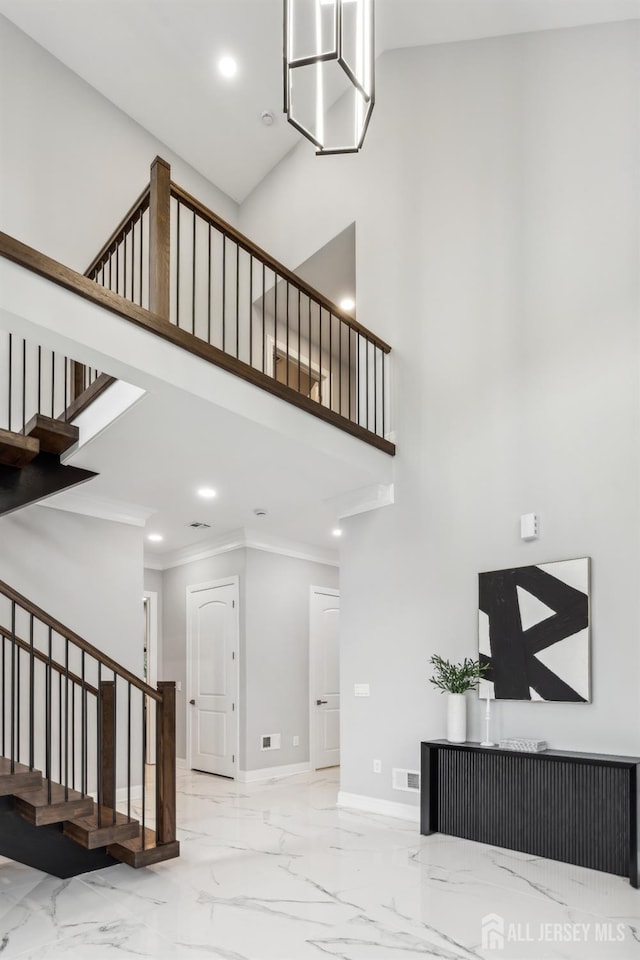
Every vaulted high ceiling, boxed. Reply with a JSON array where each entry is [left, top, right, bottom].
[[0, 0, 638, 202]]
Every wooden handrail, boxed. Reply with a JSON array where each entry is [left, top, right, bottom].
[[170, 182, 392, 354], [84, 185, 150, 278], [62, 372, 117, 422], [0, 578, 161, 701], [0, 231, 396, 455], [0, 625, 99, 696]]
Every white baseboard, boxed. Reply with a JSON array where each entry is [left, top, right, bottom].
[[237, 761, 311, 783], [337, 790, 420, 823]]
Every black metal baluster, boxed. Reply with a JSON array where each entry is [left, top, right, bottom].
[[10, 602, 15, 771], [365, 338, 370, 431], [192, 210, 197, 336], [7, 333, 12, 431], [262, 263, 266, 372], [235, 243, 240, 359], [51, 350, 55, 418], [297, 289, 301, 393], [16, 619, 20, 764], [97, 661, 102, 826], [115, 242, 120, 298], [37, 345, 41, 417], [382, 348, 386, 438], [46, 627, 52, 802], [308, 299, 312, 395], [71, 672, 75, 791], [374, 345, 378, 435], [331, 314, 336, 411], [112, 676, 117, 823], [139, 215, 144, 306], [130, 221, 135, 302], [286, 283, 290, 387], [356, 332, 360, 425], [81, 651, 86, 796], [274, 273, 278, 377], [65, 638, 69, 799], [63, 355, 68, 421], [207, 225, 212, 344], [338, 322, 343, 417], [249, 255, 254, 367], [176, 201, 181, 327], [141, 691, 147, 847], [318, 308, 323, 406], [222, 235, 226, 352], [127, 682, 131, 822], [123, 231, 127, 301], [58, 670, 62, 785], [29, 615, 34, 770], [21, 339, 26, 434]]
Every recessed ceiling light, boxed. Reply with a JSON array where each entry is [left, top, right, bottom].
[[218, 56, 238, 79], [340, 297, 355, 312], [332, 528, 343, 537], [197, 487, 217, 499], [147, 533, 164, 543]]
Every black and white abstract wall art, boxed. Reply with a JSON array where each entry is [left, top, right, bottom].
[[478, 558, 590, 702]]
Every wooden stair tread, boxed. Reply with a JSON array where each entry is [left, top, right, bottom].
[[108, 827, 180, 868], [0, 429, 39, 468], [13, 780, 94, 826], [63, 804, 139, 849], [0, 757, 42, 796], [24, 414, 79, 456]]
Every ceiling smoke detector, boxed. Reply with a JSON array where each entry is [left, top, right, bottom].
[[253, 508, 268, 518], [261, 110, 274, 126]]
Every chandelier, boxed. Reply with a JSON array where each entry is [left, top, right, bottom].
[[283, 0, 375, 155]]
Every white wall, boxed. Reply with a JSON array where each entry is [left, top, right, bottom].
[[0, 15, 238, 274], [240, 21, 640, 806], [244, 548, 339, 771], [0, 504, 144, 675]]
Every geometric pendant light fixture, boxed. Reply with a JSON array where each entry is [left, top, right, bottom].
[[283, 0, 375, 155]]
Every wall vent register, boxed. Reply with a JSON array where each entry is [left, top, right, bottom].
[[261, 734, 281, 751], [392, 768, 420, 792]]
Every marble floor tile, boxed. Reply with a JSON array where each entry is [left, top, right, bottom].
[[1, 768, 639, 959]]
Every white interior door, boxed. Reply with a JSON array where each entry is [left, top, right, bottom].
[[310, 587, 340, 769], [188, 579, 238, 778]]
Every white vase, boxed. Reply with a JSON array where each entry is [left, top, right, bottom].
[[447, 693, 467, 743]]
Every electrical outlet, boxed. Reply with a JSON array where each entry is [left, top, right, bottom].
[[373, 759, 381, 774], [293, 735, 300, 747]]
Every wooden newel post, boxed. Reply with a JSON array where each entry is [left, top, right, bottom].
[[99, 680, 115, 812], [70, 361, 86, 403], [149, 156, 171, 322], [155, 680, 176, 845]]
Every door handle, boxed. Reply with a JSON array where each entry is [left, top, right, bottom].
[[189, 699, 196, 705], [316, 699, 328, 706]]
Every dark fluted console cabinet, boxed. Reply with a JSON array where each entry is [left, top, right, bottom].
[[421, 740, 640, 886]]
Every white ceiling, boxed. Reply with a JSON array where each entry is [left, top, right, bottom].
[[50, 379, 388, 563], [0, 0, 638, 202]]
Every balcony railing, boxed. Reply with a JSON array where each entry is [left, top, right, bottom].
[[0, 157, 394, 455]]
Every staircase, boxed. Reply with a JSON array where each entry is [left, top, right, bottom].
[[0, 580, 179, 878], [0, 335, 100, 516]]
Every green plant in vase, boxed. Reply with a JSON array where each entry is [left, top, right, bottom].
[[428, 654, 489, 742]]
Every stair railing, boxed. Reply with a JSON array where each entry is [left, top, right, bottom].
[[0, 579, 176, 852], [80, 157, 394, 454], [0, 330, 108, 435]]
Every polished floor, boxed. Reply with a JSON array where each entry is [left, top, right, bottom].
[[0, 767, 639, 959]]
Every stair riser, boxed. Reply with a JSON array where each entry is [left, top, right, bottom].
[[108, 839, 180, 868], [63, 819, 139, 850], [0, 772, 42, 796], [15, 796, 94, 826]]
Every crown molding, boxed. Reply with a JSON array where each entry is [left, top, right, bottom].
[[146, 527, 339, 571], [41, 491, 156, 527]]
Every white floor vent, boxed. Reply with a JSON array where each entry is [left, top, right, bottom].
[[261, 733, 281, 751], [392, 768, 420, 793]]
